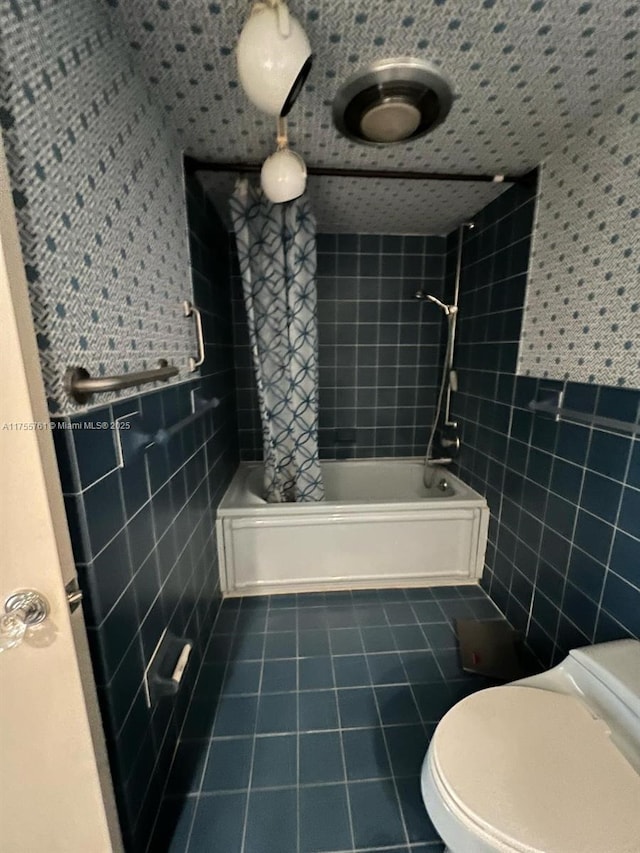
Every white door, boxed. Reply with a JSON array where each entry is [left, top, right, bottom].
[[0, 142, 122, 851]]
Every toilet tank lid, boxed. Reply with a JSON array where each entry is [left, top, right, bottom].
[[569, 639, 640, 712]]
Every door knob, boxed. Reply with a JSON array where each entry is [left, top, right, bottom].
[[0, 589, 50, 653]]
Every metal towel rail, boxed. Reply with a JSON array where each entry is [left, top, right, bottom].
[[152, 396, 220, 445], [115, 396, 221, 467], [528, 399, 640, 436], [65, 359, 179, 404]]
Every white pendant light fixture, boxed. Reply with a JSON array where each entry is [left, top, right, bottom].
[[237, 0, 313, 117], [261, 117, 307, 203]]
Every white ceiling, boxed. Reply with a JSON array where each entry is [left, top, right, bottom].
[[112, 1, 639, 233]]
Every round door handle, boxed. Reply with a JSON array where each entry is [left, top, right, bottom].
[[0, 590, 50, 654]]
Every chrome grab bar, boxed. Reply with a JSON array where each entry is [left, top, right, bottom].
[[528, 399, 640, 435], [64, 359, 179, 404], [184, 300, 205, 371]]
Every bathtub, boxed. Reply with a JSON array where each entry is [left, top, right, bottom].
[[216, 459, 489, 596]]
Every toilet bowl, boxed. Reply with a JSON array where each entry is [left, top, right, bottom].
[[421, 639, 640, 853]]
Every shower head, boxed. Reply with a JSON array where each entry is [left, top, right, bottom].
[[414, 291, 457, 315]]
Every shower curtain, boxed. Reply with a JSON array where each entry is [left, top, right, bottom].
[[230, 181, 324, 503]]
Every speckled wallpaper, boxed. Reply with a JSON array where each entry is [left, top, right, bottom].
[[520, 93, 640, 388], [0, 0, 195, 414]]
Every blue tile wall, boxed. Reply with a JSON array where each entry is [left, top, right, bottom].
[[232, 233, 448, 460], [450, 184, 640, 668], [52, 174, 239, 851]]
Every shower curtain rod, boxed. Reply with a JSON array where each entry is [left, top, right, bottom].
[[184, 156, 537, 187]]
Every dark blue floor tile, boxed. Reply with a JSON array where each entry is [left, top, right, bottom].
[[396, 776, 441, 844], [299, 656, 335, 690], [356, 604, 389, 627], [269, 593, 300, 608], [367, 652, 407, 685], [349, 589, 380, 604], [361, 625, 396, 652], [429, 586, 463, 600], [384, 724, 429, 779], [152, 795, 196, 853], [188, 791, 246, 853], [330, 627, 364, 654], [181, 699, 217, 740], [348, 779, 406, 848], [264, 631, 297, 659], [400, 650, 442, 684], [231, 632, 265, 661], [422, 622, 457, 649], [201, 737, 253, 792], [376, 686, 421, 725], [403, 587, 435, 601], [325, 606, 358, 628], [455, 585, 485, 598], [392, 624, 429, 651], [437, 598, 475, 622], [298, 629, 331, 656], [299, 690, 339, 731], [244, 787, 297, 853], [379, 588, 410, 603], [255, 693, 297, 734], [411, 601, 444, 623], [266, 609, 298, 631], [223, 661, 262, 695], [213, 695, 258, 737], [337, 687, 380, 729], [384, 603, 418, 625], [165, 741, 208, 797], [433, 648, 466, 679], [251, 734, 297, 789], [324, 590, 356, 605], [413, 683, 455, 722], [299, 731, 344, 784], [261, 659, 297, 693], [463, 597, 504, 619], [235, 609, 268, 633], [215, 609, 240, 633], [298, 609, 328, 630], [334, 654, 370, 687], [299, 784, 352, 853], [342, 727, 391, 780]]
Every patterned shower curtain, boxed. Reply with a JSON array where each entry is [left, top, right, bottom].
[[230, 181, 324, 503]]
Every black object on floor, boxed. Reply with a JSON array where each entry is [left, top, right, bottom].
[[455, 618, 528, 681]]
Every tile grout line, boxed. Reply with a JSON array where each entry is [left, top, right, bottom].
[[327, 610, 358, 853], [239, 596, 270, 853]]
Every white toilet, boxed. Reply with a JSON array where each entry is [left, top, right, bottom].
[[421, 639, 640, 853]]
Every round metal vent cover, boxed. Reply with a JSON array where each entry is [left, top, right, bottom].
[[332, 57, 454, 146]]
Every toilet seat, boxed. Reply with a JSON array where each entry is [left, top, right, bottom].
[[425, 685, 640, 853]]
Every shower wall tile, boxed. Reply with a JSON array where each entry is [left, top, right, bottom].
[[51, 174, 238, 852], [451, 184, 640, 669], [231, 233, 448, 460]]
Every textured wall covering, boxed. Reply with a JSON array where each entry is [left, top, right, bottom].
[[0, 0, 195, 414], [232, 233, 447, 460], [52, 175, 238, 852], [199, 171, 509, 236], [451, 185, 639, 668], [112, 1, 639, 235], [521, 94, 640, 387]]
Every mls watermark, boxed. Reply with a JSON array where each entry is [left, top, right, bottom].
[[2, 421, 132, 431]]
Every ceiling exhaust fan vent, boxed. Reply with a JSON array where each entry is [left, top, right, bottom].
[[332, 58, 454, 146]]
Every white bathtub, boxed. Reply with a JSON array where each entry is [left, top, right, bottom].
[[216, 459, 489, 596]]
